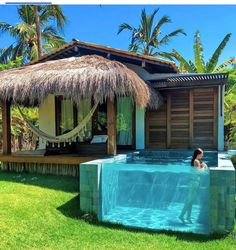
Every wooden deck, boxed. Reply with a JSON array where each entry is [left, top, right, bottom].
[[0, 154, 97, 165], [0, 150, 104, 177], [0, 150, 100, 165]]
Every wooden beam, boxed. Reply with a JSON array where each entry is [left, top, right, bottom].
[[167, 93, 171, 148], [2, 100, 11, 154], [189, 90, 193, 148], [107, 99, 117, 155]]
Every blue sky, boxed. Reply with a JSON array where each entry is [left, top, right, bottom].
[[0, 4, 236, 64]]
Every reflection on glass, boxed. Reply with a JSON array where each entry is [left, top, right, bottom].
[[96, 103, 107, 133], [116, 97, 133, 145], [60, 99, 74, 134]]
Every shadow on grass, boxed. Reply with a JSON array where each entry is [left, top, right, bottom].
[[0, 170, 79, 193], [57, 195, 231, 243], [57, 195, 82, 219]]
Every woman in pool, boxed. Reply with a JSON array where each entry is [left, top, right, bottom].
[[179, 148, 208, 223]]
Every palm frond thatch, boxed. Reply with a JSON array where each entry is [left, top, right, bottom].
[[0, 55, 161, 109]]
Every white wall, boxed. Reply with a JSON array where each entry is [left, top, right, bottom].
[[38, 94, 56, 149]]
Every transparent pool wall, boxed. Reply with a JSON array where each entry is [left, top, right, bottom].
[[80, 150, 235, 234]]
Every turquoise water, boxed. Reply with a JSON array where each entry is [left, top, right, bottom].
[[101, 155, 211, 234]]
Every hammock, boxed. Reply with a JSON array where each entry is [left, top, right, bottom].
[[17, 102, 98, 147]]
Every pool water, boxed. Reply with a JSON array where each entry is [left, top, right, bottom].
[[101, 153, 211, 234]]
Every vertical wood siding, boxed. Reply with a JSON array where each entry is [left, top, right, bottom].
[[146, 87, 218, 149]]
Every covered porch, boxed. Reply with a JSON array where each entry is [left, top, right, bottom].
[[0, 55, 161, 176]]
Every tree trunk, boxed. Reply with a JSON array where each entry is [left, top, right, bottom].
[[34, 5, 42, 59]]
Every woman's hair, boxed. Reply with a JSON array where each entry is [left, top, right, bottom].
[[191, 148, 203, 166]]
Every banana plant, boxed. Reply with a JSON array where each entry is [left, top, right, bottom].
[[173, 31, 235, 73]]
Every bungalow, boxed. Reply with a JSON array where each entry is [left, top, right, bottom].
[[0, 39, 227, 176]]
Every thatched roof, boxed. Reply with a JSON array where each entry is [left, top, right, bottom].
[[0, 55, 162, 109]]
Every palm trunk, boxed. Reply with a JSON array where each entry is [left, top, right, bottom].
[[34, 5, 42, 59]]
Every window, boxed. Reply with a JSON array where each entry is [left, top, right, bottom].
[[60, 99, 74, 134], [56, 96, 92, 141], [56, 97, 135, 146], [116, 97, 134, 146], [93, 102, 107, 134]]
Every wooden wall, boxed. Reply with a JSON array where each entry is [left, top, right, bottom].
[[146, 87, 218, 149]]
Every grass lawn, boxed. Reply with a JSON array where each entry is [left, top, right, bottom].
[[0, 171, 235, 250]]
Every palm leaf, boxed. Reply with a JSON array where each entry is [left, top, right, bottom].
[[128, 43, 140, 53], [140, 8, 148, 44], [0, 21, 12, 36], [17, 5, 35, 25], [41, 32, 65, 47], [29, 43, 38, 60], [193, 30, 205, 73], [152, 51, 175, 61], [145, 8, 159, 45], [0, 44, 14, 63], [154, 15, 171, 32], [214, 58, 235, 73], [188, 60, 198, 73], [11, 42, 25, 60], [206, 33, 231, 73], [159, 29, 186, 45], [42, 25, 58, 35], [117, 22, 134, 34], [179, 62, 187, 73], [150, 15, 170, 47], [40, 5, 67, 31], [173, 49, 195, 73]]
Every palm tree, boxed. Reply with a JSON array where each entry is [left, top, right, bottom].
[[0, 5, 67, 63], [33, 5, 42, 59], [173, 30, 235, 73], [117, 8, 186, 59]]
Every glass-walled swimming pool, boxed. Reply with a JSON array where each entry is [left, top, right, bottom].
[[101, 151, 213, 234], [80, 150, 235, 235]]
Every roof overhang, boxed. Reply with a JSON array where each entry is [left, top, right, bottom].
[[150, 73, 228, 89], [26, 39, 179, 74], [0, 55, 162, 109]]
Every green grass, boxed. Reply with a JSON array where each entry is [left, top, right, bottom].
[[0, 171, 235, 250]]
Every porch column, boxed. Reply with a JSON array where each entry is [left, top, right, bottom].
[[107, 99, 117, 155], [218, 85, 225, 151], [1, 100, 11, 154], [135, 105, 145, 149]]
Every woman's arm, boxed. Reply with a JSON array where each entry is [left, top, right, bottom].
[[201, 162, 208, 168], [194, 159, 201, 174]]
